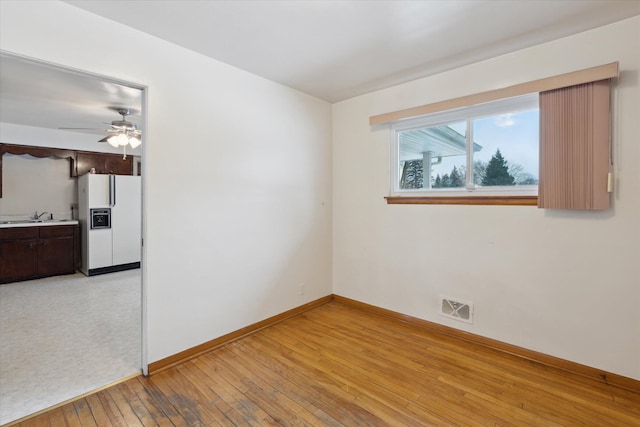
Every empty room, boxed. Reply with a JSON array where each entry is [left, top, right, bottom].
[[0, 1, 639, 425]]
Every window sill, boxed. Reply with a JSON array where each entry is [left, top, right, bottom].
[[385, 195, 538, 206]]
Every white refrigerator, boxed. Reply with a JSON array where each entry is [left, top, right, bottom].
[[78, 174, 141, 276]]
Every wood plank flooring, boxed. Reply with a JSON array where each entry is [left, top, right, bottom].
[[13, 301, 640, 426]]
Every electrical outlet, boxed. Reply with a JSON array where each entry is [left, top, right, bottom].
[[299, 283, 305, 296]]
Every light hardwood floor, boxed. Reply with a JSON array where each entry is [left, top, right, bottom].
[[12, 301, 640, 426]]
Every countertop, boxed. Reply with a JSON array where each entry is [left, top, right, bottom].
[[0, 220, 79, 229]]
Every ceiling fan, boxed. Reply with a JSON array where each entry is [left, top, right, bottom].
[[59, 107, 142, 157], [97, 108, 142, 149]]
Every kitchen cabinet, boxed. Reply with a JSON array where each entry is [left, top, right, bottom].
[[0, 144, 134, 198], [0, 228, 38, 283], [38, 226, 76, 277], [75, 152, 133, 176], [0, 224, 78, 284]]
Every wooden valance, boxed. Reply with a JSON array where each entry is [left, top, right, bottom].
[[369, 62, 618, 126]]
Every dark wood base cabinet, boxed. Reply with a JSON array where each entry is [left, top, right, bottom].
[[0, 224, 78, 284]]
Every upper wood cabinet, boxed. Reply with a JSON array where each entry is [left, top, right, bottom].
[[75, 151, 133, 176], [0, 143, 134, 197]]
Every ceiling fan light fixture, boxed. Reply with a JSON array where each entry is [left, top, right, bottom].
[[129, 135, 142, 149], [96, 108, 142, 155], [117, 133, 129, 146], [107, 135, 120, 148]]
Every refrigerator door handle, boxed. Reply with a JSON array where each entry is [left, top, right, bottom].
[[109, 175, 116, 206]]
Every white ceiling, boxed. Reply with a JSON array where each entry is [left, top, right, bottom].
[[1, 0, 639, 135], [63, 0, 640, 102], [0, 53, 143, 135]]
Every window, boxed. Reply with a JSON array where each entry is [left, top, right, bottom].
[[391, 93, 539, 199], [375, 63, 616, 207]]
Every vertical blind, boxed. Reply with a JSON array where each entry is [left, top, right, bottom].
[[538, 80, 611, 210]]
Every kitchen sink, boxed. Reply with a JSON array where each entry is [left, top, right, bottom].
[[0, 219, 73, 225]]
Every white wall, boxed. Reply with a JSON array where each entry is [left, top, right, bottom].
[[0, 1, 333, 364], [333, 16, 640, 380], [0, 154, 76, 220]]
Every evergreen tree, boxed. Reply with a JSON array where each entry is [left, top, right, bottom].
[[482, 149, 515, 186], [441, 174, 451, 188], [433, 174, 442, 188], [449, 166, 463, 187]]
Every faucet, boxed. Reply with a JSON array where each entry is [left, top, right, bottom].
[[33, 211, 50, 220]]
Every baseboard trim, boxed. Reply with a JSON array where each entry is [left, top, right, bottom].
[[146, 293, 638, 392], [333, 294, 640, 393], [87, 262, 140, 276], [148, 295, 333, 375]]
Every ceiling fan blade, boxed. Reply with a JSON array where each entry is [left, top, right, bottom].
[[60, 108, 142, 145], [58, 127, 106, 130]]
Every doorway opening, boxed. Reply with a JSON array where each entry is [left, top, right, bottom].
[[0, 50, 147, 424]]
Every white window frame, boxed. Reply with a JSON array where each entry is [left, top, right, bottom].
[[390, 93, 539, 198]]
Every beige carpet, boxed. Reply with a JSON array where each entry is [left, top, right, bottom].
[[0, 269, 141, 425]]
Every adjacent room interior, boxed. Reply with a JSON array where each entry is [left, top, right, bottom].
[[0, 0, 639, 425], [0, 53, 145, 424]]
